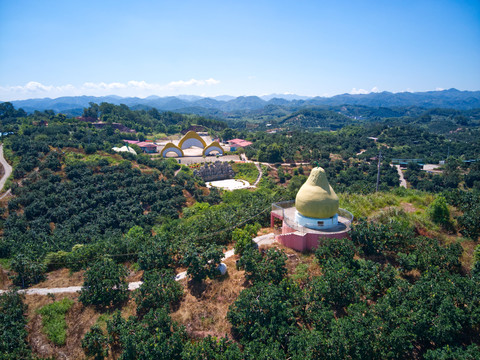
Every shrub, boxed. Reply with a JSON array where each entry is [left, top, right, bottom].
[[10, 253, 46, 288], [105, 308, 187, 360], [135, 269, 183, 316], [351, 219, 415, 256], [233, 223, 260, 256], [227, 280, 299, 343], [457, 208, 480, 240], [44, 250, 69, 270], [315, 237, 356, 267], [428, 196, 454, 231], [37, 298, 74, 346], [0, 291, 31, 359], [137, 235, 174, 271], [182, 244, 224, 283], [181, 335, 242, 359], [238, 247, 287, 285], [82, 324, 108, 360], [474, 245, 480, 264], [424, 344, 480, 360], [66, 244, 101, 272], [404, 237, 462, 274], [79, 257, 129, 308]]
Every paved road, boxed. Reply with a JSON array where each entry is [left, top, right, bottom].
[[0, 144, 13, 193], [0, 233, 276, 295]]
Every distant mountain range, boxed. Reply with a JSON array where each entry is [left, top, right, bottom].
[[4, 89, 480, 115]]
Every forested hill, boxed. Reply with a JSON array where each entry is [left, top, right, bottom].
[[6, 88, 480, 115]]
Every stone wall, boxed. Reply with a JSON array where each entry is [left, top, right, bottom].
[[193, 161, 235, 182]]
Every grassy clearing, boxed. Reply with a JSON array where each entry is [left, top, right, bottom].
[[63, 152, 122, 166], [37, 298, 75, 346], [339, 188, 435, 219], [340, 189, 450, 239], [95, 313, 113, 332], [231, 162, 259, 184], [146, 132, 167, 140], [0, 258, 11, 270]]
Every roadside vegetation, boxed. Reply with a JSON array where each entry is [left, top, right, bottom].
[[230, 162, 259, 184]]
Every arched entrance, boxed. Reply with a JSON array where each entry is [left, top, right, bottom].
[[203, 141, 224, 156], [161, 143, 184, 157]]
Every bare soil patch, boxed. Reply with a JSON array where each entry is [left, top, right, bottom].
[[0, 267, 12, 289], [26, 292, 138, 359], [125, 264, 143, 283], [31, 268, 85, 289], [400, 202, 417, 213], [171, 254, 245, 339], [26, 293, 99, 360]]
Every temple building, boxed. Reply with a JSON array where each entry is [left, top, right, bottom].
[[271, 167, 353, 252]]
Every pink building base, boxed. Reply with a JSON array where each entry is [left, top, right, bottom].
[[271, 208, 351, 252]]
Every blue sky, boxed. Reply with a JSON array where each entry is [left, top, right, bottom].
[[1, 0, 479, 100]]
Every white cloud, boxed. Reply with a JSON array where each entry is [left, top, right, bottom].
[[167, 78, 220, 88], [0, 79, 221, 101], [435, 87, 445, 91], [349, 86, 380, 95]]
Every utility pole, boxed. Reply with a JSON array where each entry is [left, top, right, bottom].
[[376, 149, 382, 192]]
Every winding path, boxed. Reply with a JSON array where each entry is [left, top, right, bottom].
[[0, 234, 275, 295], [252, 162, 263, 187], [0, 143, 13, 194]]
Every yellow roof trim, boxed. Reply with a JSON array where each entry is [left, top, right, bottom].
[[202, 141, 224, 156], [178, 131, 207, 149], [161, 142, 184, 157]]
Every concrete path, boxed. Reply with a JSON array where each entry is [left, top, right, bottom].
[[252, 162, 263, 187], [392, 164, 407, 188], [0, 233, 276, 295], [0, 144, 13, 193], [254, 233, 275, 246]]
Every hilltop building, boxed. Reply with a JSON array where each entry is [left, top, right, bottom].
[[271, 167, 352, 252], [227, 139, 252, 151], [122, 140, 158, 153]]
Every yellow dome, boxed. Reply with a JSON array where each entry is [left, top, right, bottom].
[[295, 167, 339, 218]]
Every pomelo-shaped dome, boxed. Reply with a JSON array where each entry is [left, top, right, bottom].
[[295, 167, 339, 218]]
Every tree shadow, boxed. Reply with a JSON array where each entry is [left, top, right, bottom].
[[188, 279, 207, 298]]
